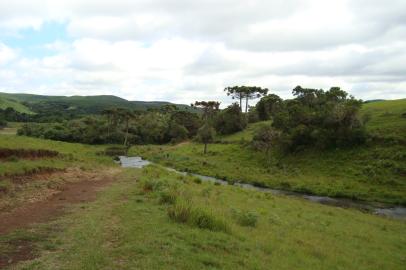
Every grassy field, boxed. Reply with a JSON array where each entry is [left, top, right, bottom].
[[130, 100, 406, 205], [0, 97, 34, 114], [0, 135, 113, 177], [362, 99, 406, 140], [7, 165, 405, 270]]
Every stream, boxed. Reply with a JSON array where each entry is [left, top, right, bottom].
[[117, 156, 406, 219]]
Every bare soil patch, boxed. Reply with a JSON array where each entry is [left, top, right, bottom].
[[0, 167, 121, 268], [0, 148, 59, 160]]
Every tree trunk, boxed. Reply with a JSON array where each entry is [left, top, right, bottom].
[[239, 97, 243, 112], [107, 115, 111, 141], [124, 119, 129, 146], [245, 97, 249, 113], [204, 143, 207, 154]]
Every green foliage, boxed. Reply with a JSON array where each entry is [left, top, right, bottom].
[[196, 124, 216, 144], [168, 123, 189, 143], [251, 124, 283, 154], [270, 86, 367, 150], [17, 108, 200, 145], [256, 94, 283, 121], [224, 86, 268, 112], [214, 103, 247, 135], [170, 110, 202, 137], [196, 124, 216, 153]]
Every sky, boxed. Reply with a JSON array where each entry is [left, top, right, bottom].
[[0, 0, 405, 105]]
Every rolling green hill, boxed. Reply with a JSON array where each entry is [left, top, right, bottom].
[[0, 97, 34, 114], [362, 99, 406, 140], [0, 92, 194, 116]]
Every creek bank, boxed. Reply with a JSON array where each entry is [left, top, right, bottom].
[[118, 156, 406, 219]]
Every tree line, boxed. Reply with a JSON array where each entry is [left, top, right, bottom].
[[16, 85, 368, 154]]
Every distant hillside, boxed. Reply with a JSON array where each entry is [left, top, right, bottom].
[[0, 96, 34, 114], [362, 98, 406, 140], [0, 92, 194, 116]]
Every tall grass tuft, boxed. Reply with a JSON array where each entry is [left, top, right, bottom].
[[167, 199, 230, 233], [231, 209, 258, 227]]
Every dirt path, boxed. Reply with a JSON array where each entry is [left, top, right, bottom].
[[0, 168, 121, 268]]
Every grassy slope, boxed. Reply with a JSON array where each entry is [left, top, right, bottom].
[[0, 135, 113, 177], [0, 97, 34, 114], [11, 166, 406, 270], [0, 135, 116, 210], [362, 99, 406, 140], [130, 100, 406, 204]]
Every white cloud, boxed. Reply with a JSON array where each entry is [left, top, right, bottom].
[[0, 0, 405, 103]]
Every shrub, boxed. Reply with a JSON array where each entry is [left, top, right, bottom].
[[232, 209, 259, 227]]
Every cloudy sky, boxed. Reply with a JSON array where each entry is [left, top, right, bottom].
[[0, 0, 405, 105]]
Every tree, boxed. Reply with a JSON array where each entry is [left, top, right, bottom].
[[251, 125, 283, 161], [196, 124, 216, 154], [191, 101, 220, 121], [270, 86, 366, 151], [224, 86, 246, 111], [256, 94, 283, 121], [224, 86, 268, 113], [214, 103, 247, 134], [117, 108, 136, 146], [168, 123, 189, 143], [101, 108, 115, 139], [170, 111, 202, 137]]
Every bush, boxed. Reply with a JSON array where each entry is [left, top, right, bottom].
[[231, 209, 259, 227], [254, 86, 367, 151], [214, 103, 247, 135]]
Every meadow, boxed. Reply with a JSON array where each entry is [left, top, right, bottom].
[[7, 165, 406, 270]]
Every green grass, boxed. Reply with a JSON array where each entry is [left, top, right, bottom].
[[129, 100, 406, 204], [0, 135, 114, 177], [10, 166, 406, 270], [0, 97, 34, 114], [362, 99, 406, 140]]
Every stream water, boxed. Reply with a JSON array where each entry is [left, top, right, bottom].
[[118, 156, 406, 219]]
